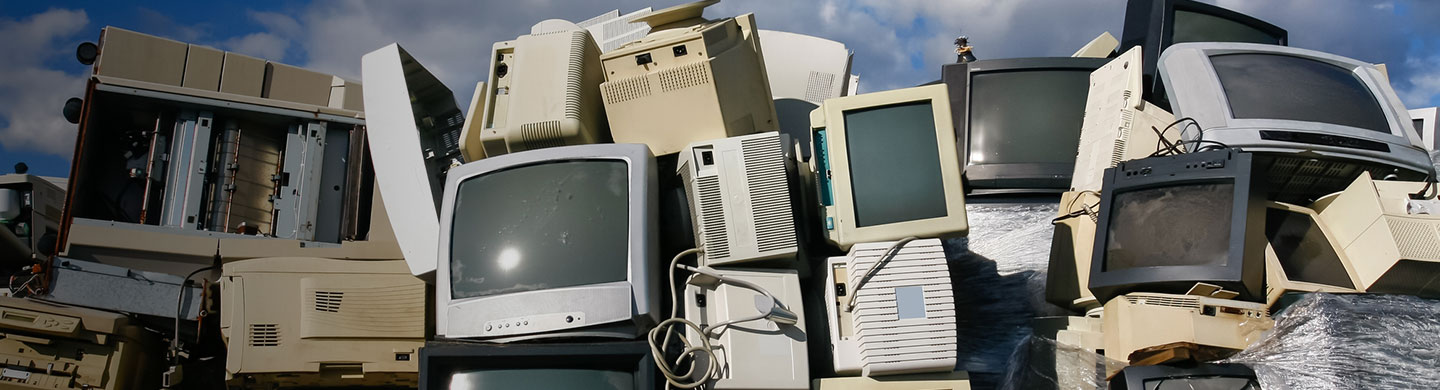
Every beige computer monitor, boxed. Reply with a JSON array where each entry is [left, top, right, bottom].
[[459, 81, 488, 161], [598, 0, 778, 156], [476, 25, 608, 157], [1262, 201, 1363, 310], [220, 257, 426, 388], [1071, 46, 1177, 193], [809, 84, 967, 249], [1071, 32, 1118, 58], [1314, 172, 1440, 298], [1102, 292, 1272, 364]]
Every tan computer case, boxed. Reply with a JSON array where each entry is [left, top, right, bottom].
[[0, 297, 161, 389], [1102, 292, 1272, 363], [220, 257, 426, 388], [1314, 172, 1440, 298]]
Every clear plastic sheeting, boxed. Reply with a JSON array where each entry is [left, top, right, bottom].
[[1222, 293, 1440, 390], [997, 335, 1123, 390], [945, 201, 1070, 386]]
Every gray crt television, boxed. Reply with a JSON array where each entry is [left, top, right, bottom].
[[436, 143, 659, 341]]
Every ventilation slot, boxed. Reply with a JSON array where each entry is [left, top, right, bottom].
[[1112, 108, 1135, 166], [696, 175, 730, 260], [805, 71, 837, 103], [742, 136, 795, 253], [659, 62, 712, 92], [314, 291, 344, 313], [519, 121, 566, 150], [564, 31, 589, 119], [1389, 218, 1440, 260], [1128, 294, 1201, 309], [249, 324, 280, 347], [604, 77, 651, 105]]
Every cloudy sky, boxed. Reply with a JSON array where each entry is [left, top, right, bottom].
[[2, 0, 1438, 177]]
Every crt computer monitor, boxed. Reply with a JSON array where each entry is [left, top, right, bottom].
[[1111, 363, 1260, 390], [942, 57, 1108, 193], [809, 84, 968, 250], [1412, 107, 1438, 151], [437, 143, 659, 341], [1088, 149, 1265, 304], [1160, 42, 1436, 198], [420, 341, 655, 390], [1120, 0, 1286, 105]]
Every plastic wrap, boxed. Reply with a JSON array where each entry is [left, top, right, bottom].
[[1430, 150, 1439, 175], [1222, 293, 1440, 389], [997, 335, 1124, 390]]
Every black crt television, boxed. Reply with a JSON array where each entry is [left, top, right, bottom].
[[1119, 0, 1287, 107], [942, 57, 1109, 194], [1088, 149, 1265, 304], [1110, 363, 1261, 390], [420, 341, 656, 389]]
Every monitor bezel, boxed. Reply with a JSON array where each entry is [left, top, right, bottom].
[[943, 57, 1109, 194], [1160, 42, 1433, 176], [810, 84, 968, 250], [1111, 363, 1258, 390], [1411, 107, 1438, 151], [419, 340, 655, 390], [436, 143, 658, 340], [1088, 149, 1265, 304], [1262, 201, 1363, 308], [1120, 0, 1288, 99]]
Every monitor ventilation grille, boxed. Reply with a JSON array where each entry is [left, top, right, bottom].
[[1388, 218, 1440, 260], [1126, 294, 1201, 310], [1111, 106, 1135, 167], [314, 291, 344, 313], [697, 175, 730, 260], [804, 71, 837, 103], [249, 324, 280, 347], [603, 77, 651, 105], [519, 120, 566, 150], [659, 61, 712, 92], [847, 240, 957, 375], [563, 31, 590, 119], [741, 135, 795, 253]]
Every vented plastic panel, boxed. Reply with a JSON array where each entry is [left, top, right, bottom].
[[696, 175, 731, 260], [1125, 294, 1202, 310], [314, 291, 343, 313], [519, 120, 566, 150], [846, 239, 957, 375], [564, 31, 589, 119], [742, 136, 796, 253], [805, 71, 837, 103], [1388, 218, 1440, 260], [602, 77, 651, 104], [659, 61, 712, 92], [249, 324, 280, 347]]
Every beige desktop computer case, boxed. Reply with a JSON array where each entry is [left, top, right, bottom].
[[1102, 293, 1272, 363], [678, 132, 799, 266], [1314, 172, 1440, 298], [477, 27, 608, 157], [598, 1, 778, 156], [0, 297, 161, 390], [220, 257, 426, 388], [1071, 46, 1177, 193]]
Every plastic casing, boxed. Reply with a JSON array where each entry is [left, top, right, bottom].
[[1411, 107, 1438, 151], [683, 268, 808, 389], [825, 239, 956, 377], [1110, 363, 1258, 390], [757, 30, 852, 104], [477, 29, 608, 157], [1118, 0, 1287, 101], [1261, 201, 1363, 310], [1160, 42, 1435, 177], [677, 132, 799, 266], [1102, 292, 1272, 363], [809, 84, 968, 250], [1314, 172, 1440, 298], [436, 144, 659, 341], [1071, 47, 1177, 193]]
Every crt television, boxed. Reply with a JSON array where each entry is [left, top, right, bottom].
[[1088, 149, 1265, 304], [809, 84, 968, 250], [942, 57, 1108, 193], [1111, 363, 1259, 390], [420, 340, 655, 390], [1120, 0, 1286, 105], [437, 143, 659, 341], [1160, 42, 1435, 197]]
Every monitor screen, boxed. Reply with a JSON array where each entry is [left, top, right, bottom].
[[448, 160, 630, 299], [449, 368, 634, 389], [1264, 208, 1354, 288], [1209, 53, 1391, 133], [1173, 9, 1283, 45], [1105, 183, 1234, 271], [1143, 375, 1259, 390], [843, 101, 948, 227], [967, 69, 1090, 166]]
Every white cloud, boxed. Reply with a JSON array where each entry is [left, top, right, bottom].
[[0, 9, 89, 158]]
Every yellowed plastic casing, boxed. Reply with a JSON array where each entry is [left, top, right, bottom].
[[0, 297, 162, 389], [1102, 292, 1272, 363], [1314, 172, 1440, 298]]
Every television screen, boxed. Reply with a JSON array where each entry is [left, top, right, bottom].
[[1209, 53, 1391, 133], [1173, 9, 1283, 45], [843, 101, 947, 227], [1142, 375, 1259, 390], [967, 69, 1090, 166], [1104, 183, 1234, 271], [449, 368, 634, 389], [1264, 208, 1354, 288], [448, 160, 630, 299]]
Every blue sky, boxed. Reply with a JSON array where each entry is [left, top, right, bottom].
[[3, 0, 1439, 178]]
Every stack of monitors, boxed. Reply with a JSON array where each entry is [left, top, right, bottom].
[[1119, 0, 1287, 106]]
